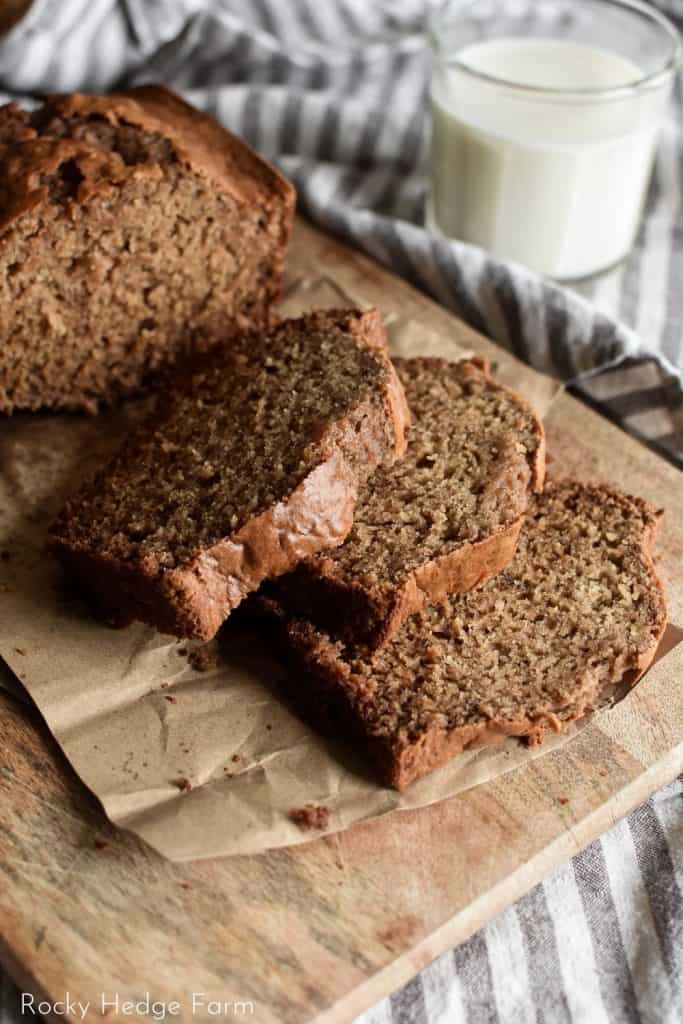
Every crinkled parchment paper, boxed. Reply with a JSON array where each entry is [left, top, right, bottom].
[[0, 279, 669, 861]]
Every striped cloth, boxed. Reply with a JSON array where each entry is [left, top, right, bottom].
[[0, 3, 681, 1022], [2, 0, 682, 462]]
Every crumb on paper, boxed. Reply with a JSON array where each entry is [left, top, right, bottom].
[[172, 777, 192, 793], [14, 647, 26, 656], [289, 804, 330, 831], [179, 880, 192, 890], [164, 695, 177, 704], [231, 754, 240, 763], [93, 838, 108, 851], [188, 644, 218, 672], [558, 796, 570, 805]]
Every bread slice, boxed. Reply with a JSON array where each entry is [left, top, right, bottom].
[[49, 309, 409, 641], [264, 356, 545, 649], [0, 86, 295, 413], [261, 481, 667, 789]]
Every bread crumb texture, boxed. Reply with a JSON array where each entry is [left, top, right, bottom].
[[51, 310, 398, 569], [334, 357, 542, 575], [49, 309, 407, 638], [268, 355, 544, 645], [281, 481, 667, 788], [289, 804, 330, 830]]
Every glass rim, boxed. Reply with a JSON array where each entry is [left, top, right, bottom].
[[429, 0, 683, 102]]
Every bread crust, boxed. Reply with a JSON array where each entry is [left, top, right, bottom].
[[271, 357, 545, 649], [0, 85, 295, 235], [50, 310, 409, 640], [259, 481, 667, 790]]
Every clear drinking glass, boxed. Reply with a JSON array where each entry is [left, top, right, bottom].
[[427, 0, 682, 280]]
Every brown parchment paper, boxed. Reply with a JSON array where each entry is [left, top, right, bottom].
[[0, 278, 672, 862]]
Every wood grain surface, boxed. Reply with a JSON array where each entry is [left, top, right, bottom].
[[1, 219, 682, 1024]]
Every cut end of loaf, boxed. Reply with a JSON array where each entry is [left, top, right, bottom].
[[0, 88, 295, 413]]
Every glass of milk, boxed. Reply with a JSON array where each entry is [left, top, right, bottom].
[[427, 0, 682, 279]]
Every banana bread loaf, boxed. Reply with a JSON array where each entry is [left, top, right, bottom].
[[0, 85, 295, 413], [49, 309, 409, 641], [262, 481, 666, 789], [265, 356, 545, 649]]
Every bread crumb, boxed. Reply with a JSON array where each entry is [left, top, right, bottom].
[[172, 777, 192, 792], [289, 804, 330, 831], [93, 838, 108, 850], [164, 695, 177, 703], [188, 644, 218, 672], [231, 754, 240, 763], [558, 796, 570, 805], [14, 647, 26, 656]]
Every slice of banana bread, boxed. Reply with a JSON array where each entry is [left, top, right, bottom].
[[0, 86, 295, 413], [49, 309, 409, 641], [265, 356, 545, 649], [263, 481, 667, 789]]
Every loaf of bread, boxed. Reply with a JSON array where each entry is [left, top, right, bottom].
[[260, 481, 667, 789], [0, 86, 295, 413], [49, 309, 409, 641], [264, 356, 545, 648]]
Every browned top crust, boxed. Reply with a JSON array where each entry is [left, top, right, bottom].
[[0, 85, 295, 237]]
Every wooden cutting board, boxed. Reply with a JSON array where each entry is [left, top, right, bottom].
[[1, 219, 682, 1024]]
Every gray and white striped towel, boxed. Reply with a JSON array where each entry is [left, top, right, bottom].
[[0, 3, 681, 1022], [2, 0, 683, 461]]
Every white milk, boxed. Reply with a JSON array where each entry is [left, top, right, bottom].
[[429, 39, 671, 279]]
